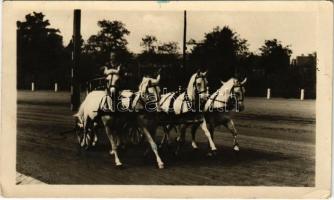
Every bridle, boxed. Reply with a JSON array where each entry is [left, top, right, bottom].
[[227, 83, 245, 109], [182, 73, 208, 112], [207, 81, 245, 111], [193, 74, 208, 95], [141, 80, 161, 105], [107, 72, 120, 88]]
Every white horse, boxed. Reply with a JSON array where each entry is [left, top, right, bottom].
[[74, 66, 121, 148], [190, 77, 247, 153], [74, 73, 164, 168], [117, 74, 164, 168], [159, 71, 218, 155]]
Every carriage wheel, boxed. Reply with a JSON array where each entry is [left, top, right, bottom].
[[75, 124, 85, 148], [75, 121, 94, 150]]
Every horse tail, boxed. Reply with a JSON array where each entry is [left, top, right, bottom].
[[73, 100, 85, 127]]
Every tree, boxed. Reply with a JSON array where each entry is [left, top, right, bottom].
[[259, 39, 292, 74], [138, 36, 182, 89], [259, 39, 292, 97], [188, 26, 249, 90], [17, 12, 70, 89], [157, 42, 179, 55], [84, 20, 130, 67], [138, 36, 180, 67], [140, 35, 158, 53]]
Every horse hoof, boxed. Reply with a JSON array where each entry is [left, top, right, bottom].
[[207, 150, 217, 157], [233, 145, 240, 152], [158, 163, 164, 169], [83, 145, 90, 150], [115, 164, 124, 169]]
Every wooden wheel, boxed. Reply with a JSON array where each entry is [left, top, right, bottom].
[[75, 120, 94, 150]]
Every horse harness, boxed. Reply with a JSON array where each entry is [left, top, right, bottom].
[[180, 74, 208, 113], [207, 84, 244, 111]]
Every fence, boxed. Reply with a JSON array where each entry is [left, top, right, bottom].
[[29, 82, 60, 92], [25, 81, 309, 100]]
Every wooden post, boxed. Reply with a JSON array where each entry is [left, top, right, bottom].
[[163, 87, 167, 95], [54, 83, 58, 92], [267, 88, 271, 99], [70, 9, 81, 111], [300, 89, 305, 100], [31, 82, 35, 91]]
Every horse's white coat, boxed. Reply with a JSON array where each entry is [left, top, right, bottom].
[[159, 72, 208, 115], [73, 74, 164, 168], [119, 90, 136, 110], [204, 78, 237, 111], [74, 91, 109, 125], [75, 76, 162, 123], [159, 92, 176, 113]]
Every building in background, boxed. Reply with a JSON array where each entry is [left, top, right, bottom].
[[291, 53, 317, 99]]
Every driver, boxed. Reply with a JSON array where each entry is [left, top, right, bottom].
[[103, 52, 120, 95], [100, 52, 121, 112]]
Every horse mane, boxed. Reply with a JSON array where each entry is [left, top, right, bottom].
[[138, 77, 150, 96], [186, 73, 197, 100], [216, 78, 238, 101], [220, 78, 236, 91], [138, 76, 158, 96]]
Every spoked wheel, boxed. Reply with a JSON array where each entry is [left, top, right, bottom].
[[75, 120, 94, 150]]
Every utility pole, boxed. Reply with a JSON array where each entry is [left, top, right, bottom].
[[71, 9, 81, 111], [182, 10, 187, 70]]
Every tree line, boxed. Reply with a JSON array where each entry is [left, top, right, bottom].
[[17, 12, 316, 98]]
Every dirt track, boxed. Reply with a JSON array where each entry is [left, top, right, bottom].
[[17, 91, 315, 186]]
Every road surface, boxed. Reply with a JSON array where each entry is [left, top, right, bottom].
[[17, 91, 315, 186]]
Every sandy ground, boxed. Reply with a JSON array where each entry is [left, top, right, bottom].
[[16, 91, 315, 186]]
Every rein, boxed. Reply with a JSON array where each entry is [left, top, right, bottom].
[[193, 74, 208, 95]]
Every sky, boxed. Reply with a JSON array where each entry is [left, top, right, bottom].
[[16, 10, 317, 58]]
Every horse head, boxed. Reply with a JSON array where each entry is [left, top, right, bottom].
[[220, 77, 247, 112], [138, 74, 161, 112], [187, 70, 209, 103], [104, 65, 121, 93]]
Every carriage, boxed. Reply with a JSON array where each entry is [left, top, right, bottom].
[[75, 76, 144, 149]]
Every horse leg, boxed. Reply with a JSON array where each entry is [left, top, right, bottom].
[[92, 121, 99, 146], [175, 124, 187, 155], [199, 119, 217, 155], [80, 119, 87, 148], [160, 125, 172, 148], [102, 116, 122, 166], [159, 125, 168, 148], [82, 118, 92, 149], [142, 127, 164, 169], [191, 123, 200, 150], [224, 119, 240, 152], [207, 120, 215, 148]]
